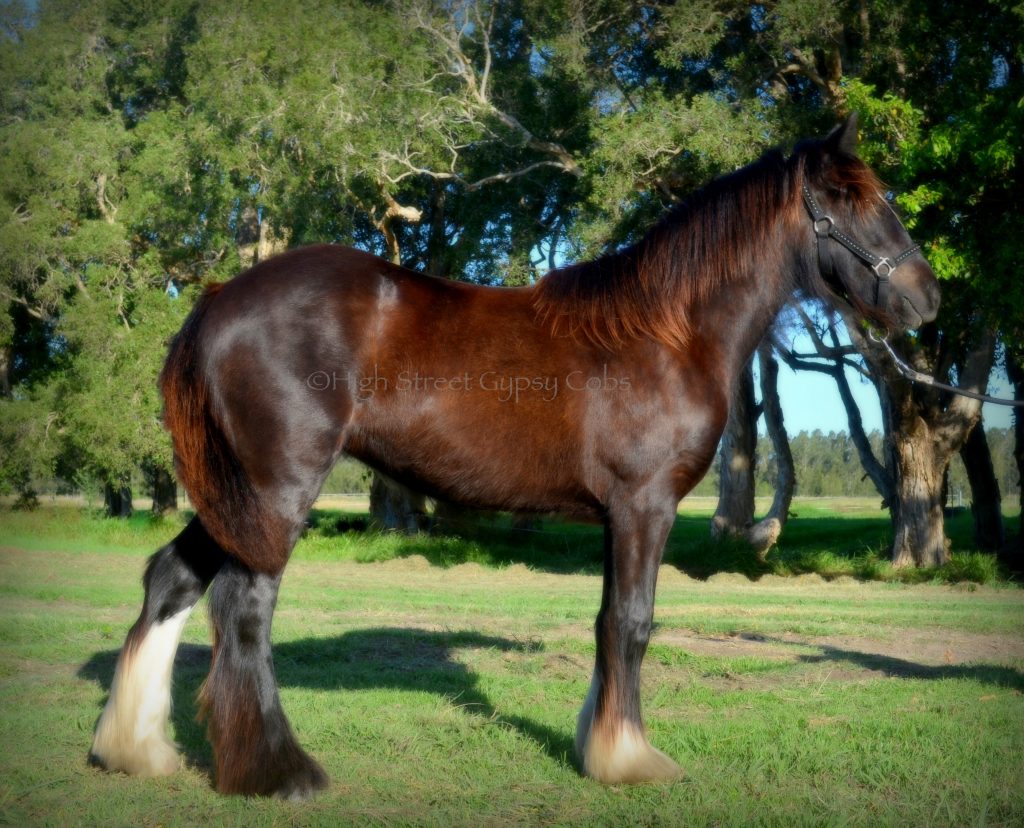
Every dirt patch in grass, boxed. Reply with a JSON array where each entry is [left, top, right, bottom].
[[649, 627, 1024, 691], [811, 630, 1024, 667], [652, 630, 804, 660], [654, 628, 1024, 666]]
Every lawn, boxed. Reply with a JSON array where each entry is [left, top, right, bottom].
[[0, 502, 1023, 825], [0, 496, 1015, 583]]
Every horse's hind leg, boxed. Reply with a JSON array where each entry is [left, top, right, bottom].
[[200, 557, 327, 799], [91, 517, 225, 776], [576, 495, 682, 784]]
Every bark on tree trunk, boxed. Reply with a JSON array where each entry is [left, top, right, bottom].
[[960, 420, 1004, 550], [151, 465, 178, 517], [888, 426, 950, 567], [369, 473, 427, 533], [103, 481, 133, 518], [0, 345, 11, 397], [237, 205, 260, 270], [712, 358, 757, 538], [257, 216, 288, 261], [746, 341, 794, 555]]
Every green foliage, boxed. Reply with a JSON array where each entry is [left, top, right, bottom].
[[941, 552, 1003, 585], [321, 458, 372, 494], [0, 385, 59, 498], [56, 287, 188, 487]]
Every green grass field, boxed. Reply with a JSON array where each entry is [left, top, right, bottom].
[[1, 495, 1016, 584], [1, 502, 1022, 825]]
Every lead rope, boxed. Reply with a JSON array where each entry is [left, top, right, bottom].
[[869, 330, 1024, 407]]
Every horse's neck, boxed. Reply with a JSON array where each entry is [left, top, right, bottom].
[[690, 228, 800, 385]]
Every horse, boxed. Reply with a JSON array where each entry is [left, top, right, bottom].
[[89, 114, 940, 797]]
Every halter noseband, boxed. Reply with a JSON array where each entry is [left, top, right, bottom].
[[802, 184, 920, 310]]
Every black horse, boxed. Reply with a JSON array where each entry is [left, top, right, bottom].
[[90, 115, 940, 797]]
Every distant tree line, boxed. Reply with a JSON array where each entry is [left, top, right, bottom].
[[23, 426, 1017, 510]]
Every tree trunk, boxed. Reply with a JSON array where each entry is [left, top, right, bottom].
[[1006, 353, 1024, 556], [432, 499, 480, 534], [746, 341, 794, 555], [257, 215, 288, 261], [237, 205, 260, 270], [103, 481, 133, 518], [151, 465, 178, 517], [711, 357, 757, 538], [0, 345, 10, 397], [848, 321, 996, 568], [888, 425, 950, 567], [369, 473, 427, 533], [960, 420, 1004, 550]]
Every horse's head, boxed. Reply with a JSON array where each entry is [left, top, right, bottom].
[[797, 114, 941, 331]]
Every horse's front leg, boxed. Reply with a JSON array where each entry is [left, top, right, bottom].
[[576, 496, 682, 784]]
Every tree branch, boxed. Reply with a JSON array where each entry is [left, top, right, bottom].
[[411, 1, 582, 178], [96, 173, 118, 224]]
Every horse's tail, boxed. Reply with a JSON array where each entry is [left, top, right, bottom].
[[160, 284, 285, 573]]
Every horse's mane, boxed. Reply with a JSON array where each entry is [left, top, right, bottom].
[[533, 143, 886, 350]]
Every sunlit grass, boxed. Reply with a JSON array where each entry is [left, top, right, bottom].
[[0, 498, 1016, 585], [0, 543, 1022, 826]]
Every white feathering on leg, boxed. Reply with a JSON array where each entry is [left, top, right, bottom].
[[575, 669, 682, 784], [91, 606, 193, 777]]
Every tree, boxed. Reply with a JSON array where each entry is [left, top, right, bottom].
[[1005, 355, 1024, 559], [728, 1, 1024, 566], [711, 338, 795, 556], [960, 420, 1004, 551]]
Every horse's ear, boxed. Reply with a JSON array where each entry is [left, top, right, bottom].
[[824, 112, 859, 156]]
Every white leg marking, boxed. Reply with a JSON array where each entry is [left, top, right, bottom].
[[576, 669, 682, 784], [91, 606, 193, 777]]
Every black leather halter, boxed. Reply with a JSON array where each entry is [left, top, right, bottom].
[[802, 184, 920, 310]]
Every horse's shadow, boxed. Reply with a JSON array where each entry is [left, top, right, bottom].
[[78, 627, 575, 778]]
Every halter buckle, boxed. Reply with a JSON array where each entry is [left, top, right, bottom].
[[812, 216, 834, 237], [872, 258, 895, 278]]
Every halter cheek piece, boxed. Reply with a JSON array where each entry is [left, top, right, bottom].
[[802, 184, 920, 310]]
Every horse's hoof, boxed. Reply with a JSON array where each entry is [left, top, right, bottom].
[[273, 760, 329, 801], [90, 732, 181, 778], [580, 724, 684, 785], [216, 748, 329, 799]]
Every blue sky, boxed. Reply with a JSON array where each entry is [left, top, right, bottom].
[[773, 329, 1014, 435]]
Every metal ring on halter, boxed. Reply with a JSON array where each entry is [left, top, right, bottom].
[[867, 327, 889, 344], [872, 258, 895, 278], [812, 216, 834, 237]]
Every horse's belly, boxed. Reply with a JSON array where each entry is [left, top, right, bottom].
[[342, 400, 598, 517]]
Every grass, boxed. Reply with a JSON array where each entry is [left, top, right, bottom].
[[0, 538, 1022, 826], [1, 497, 1017, 585]]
